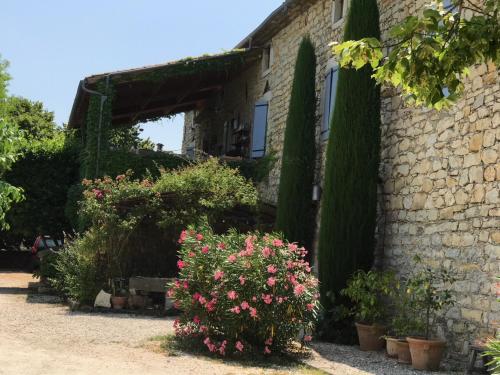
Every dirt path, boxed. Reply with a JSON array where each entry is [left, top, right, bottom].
[[0, 272, 455, 375]]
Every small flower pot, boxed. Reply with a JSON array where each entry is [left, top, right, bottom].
[[396, 339, 412, 364], [385, 336, 399, 358], [407, 336, 446, 371], [111, 296, 128, 310], [355, 322, 386, 351]]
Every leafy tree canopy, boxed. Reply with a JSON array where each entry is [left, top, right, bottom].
[[0, 56, 23, 230], [109, 124, 156, 151], [332, 0, 499, 109], [5, 96, 59, 142]]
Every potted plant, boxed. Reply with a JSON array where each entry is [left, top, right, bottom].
[[388, 286, 425, 364], [405, 256, 456, 371], [111, 278, 128, 310], [342, 270, 396, 351]]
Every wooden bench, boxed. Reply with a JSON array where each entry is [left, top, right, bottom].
[[129, 277, 173, 310], [467, 337, 494, 374]]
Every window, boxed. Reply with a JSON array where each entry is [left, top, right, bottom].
[[251, 100, 269, 158], [321, 66, 339, 140], [186, 146, 195, 159], [332, 0, 346, 24], [262, 45, 272, 75]]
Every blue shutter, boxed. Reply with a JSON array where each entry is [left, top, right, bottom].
[[321, 70, 332, 140], [251, 102, 269, 158], [321, 67, 339, 140]]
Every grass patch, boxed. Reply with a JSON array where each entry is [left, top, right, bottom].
[[148, 335, 328, 374]]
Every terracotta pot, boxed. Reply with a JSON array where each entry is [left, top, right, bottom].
[[111, 296, 127, 310], [355, 322, 386, 351], [396, 339, 412, 364], [407, 336, 446, 371], [385, 336, 399, 358]]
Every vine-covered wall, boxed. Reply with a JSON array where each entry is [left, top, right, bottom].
[[82, 79, 114, 179]]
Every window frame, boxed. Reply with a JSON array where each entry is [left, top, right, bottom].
[[332, 0, 349, 28], [262, 45, 273, 77]]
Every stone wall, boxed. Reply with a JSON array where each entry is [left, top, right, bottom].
[[182, 0, 500, 363]]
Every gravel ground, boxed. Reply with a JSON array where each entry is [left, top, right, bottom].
[[0, 272, 457, 375]]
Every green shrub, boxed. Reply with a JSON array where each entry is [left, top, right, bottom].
[[2, 133, 80, 241], [318, 0, 382, 309], [341, 270, 396, 324], [168, 226, 320, 356], [276, 36, 317, 251], [50, 231, 107, 305], [485, 339, 500, 373], [106, 150, 187, 180], [54, 159, 259, 304]]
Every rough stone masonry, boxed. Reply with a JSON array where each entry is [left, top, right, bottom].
[[183, 0, 499, 364]]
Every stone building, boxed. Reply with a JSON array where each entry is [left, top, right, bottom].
[[181, 0, 500, 363]]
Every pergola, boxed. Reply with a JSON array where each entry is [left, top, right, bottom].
[[67, 49, 261, 178]]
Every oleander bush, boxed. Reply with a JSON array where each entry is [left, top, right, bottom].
[[168, 227, 320, 356]]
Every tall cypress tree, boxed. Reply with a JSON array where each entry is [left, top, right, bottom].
[[318, 0, 381, 308], [276, 37, 317, 252]]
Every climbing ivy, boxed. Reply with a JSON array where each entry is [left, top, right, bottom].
[[81, 79, 114, 179]]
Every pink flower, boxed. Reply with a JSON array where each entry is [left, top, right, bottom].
[[264, 346, 272, 354], [262, 247, 272, 258], [304, 335, 313, 342], [198, 296, 207, 305], [196, 233, 203, 241], [183, 281, 189, 289], [202, 246, 209, 254], [235, 341, 244, 352], [205, 299, 217, 312], [192, 292, 201, 301], [193, 315, 201, 324], [288, 243, 298, 252], [267, 265, 278, 274], [228, 254, 237, 263], [249, 307, 258, 318], [277, 297, 284, 304], [230, 306, 241, 314], [214, 270, 224, 281], [262, 294, 273, 304], [267, 277, 276, 287], [227, 290, 238, 300], [115, 174, 125, 181], [273, 239, 284, 247], [293, 284, 305, 296], [252, 296, 257, 302], [203, 337, 211, 346], [239, 275, 246, 285], [265, 338, 273, 346], [188, 252, 196, 258], [177, 260, 185, 269], [240, 301, 249, 310], [178, 230, 187, 244], [217, 242, 226, 250], [307, 303, 315, 311]]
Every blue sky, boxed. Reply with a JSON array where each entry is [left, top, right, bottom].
[[1, 0, 283, 152]]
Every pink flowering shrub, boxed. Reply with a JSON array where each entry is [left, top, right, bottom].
[[168, 227, 321, 356]]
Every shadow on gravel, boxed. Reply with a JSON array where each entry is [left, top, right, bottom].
[[0, 286, 30, 295], [149, 335, 328, 375]]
